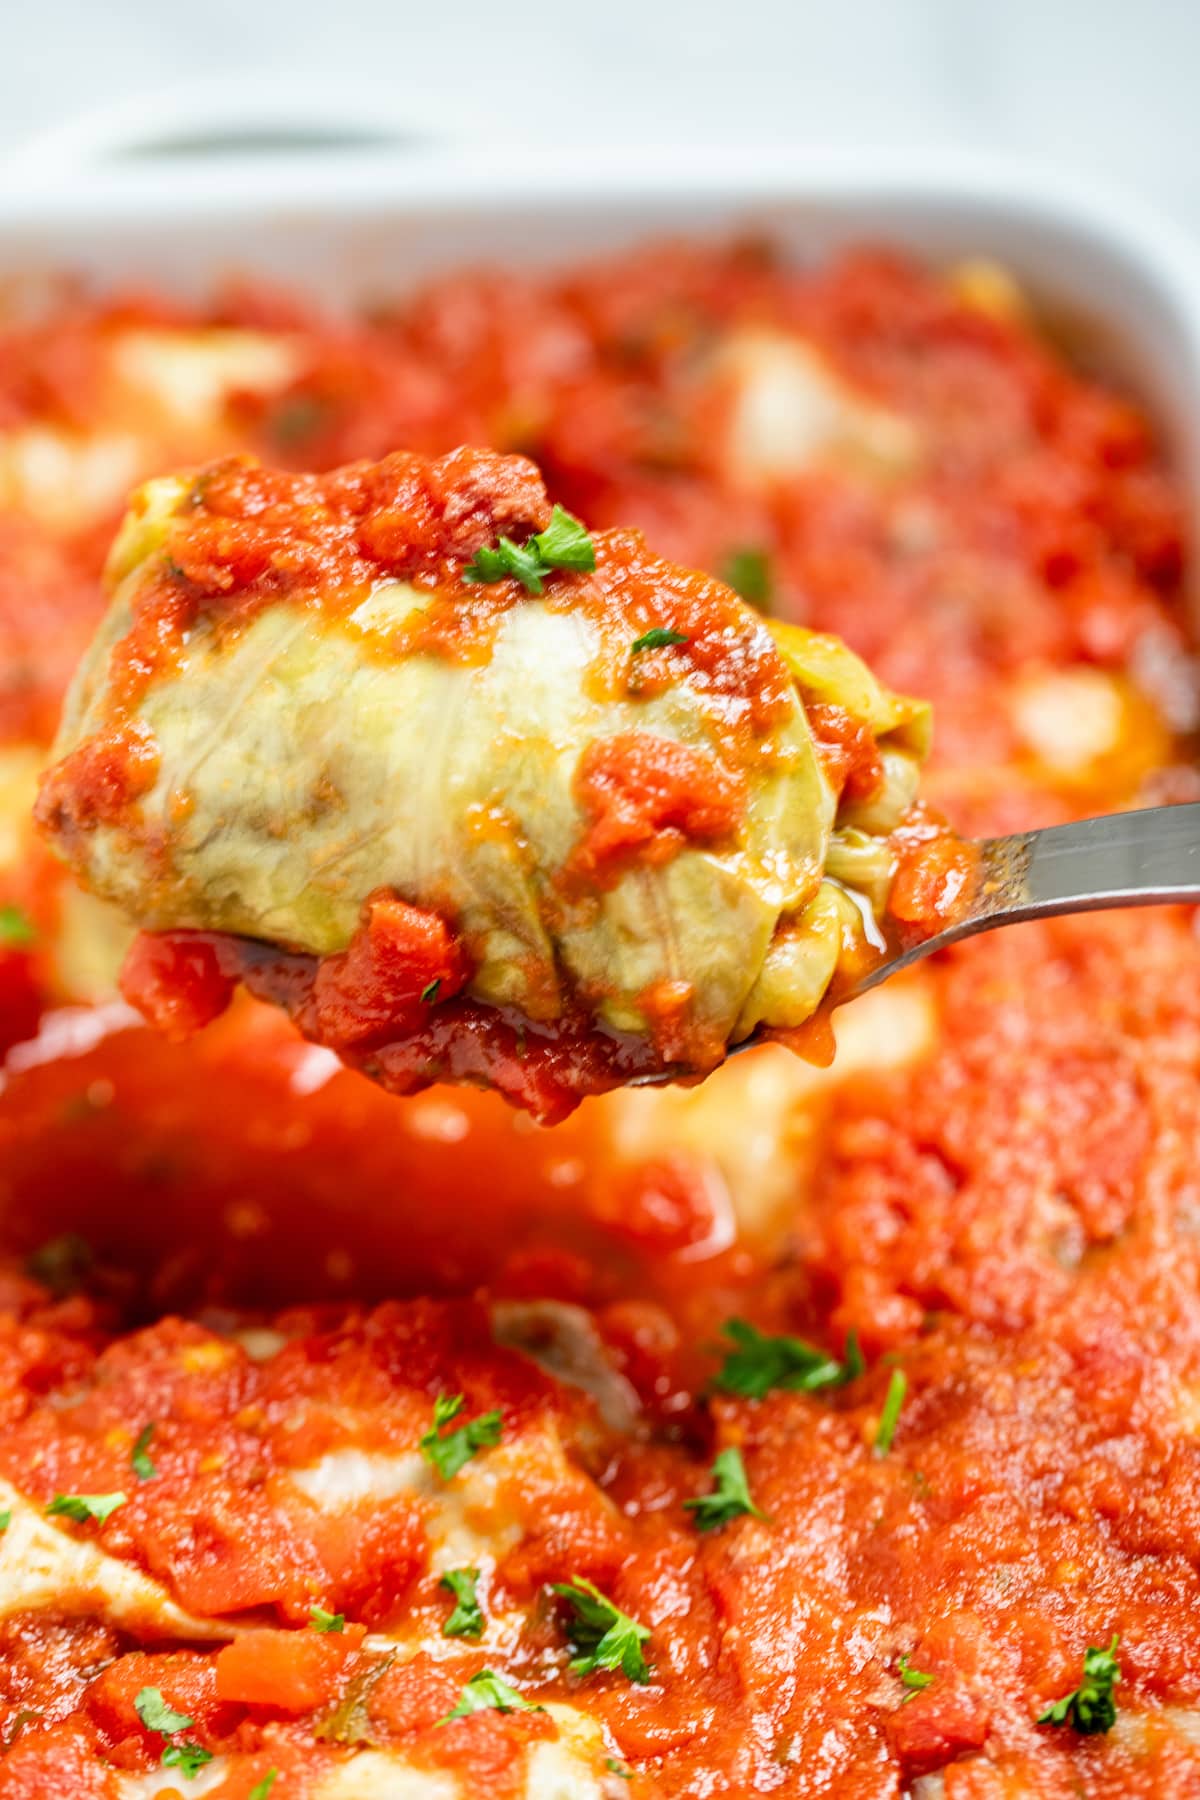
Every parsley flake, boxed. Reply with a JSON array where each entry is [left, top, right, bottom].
[[420, 979, 441, 1004], [0, 1510, 10, 1532], [135, 1688, 213, 1778], [606, 1758, 633, 1780], [0, 905, 35, 948], [713, 1319, 863, 1400], [437, 1668, 543, 1725], [135, 1688, 194, 1735], [131, 1423, 156, 1482], [630, 627, 689, 655], [271, 393, 329, 449], [26, 1232, 91, 1298], [46, 1491, 126, 1525], [873, 1369, 907, 1457], [461, 544, 509, 584], [249, 1774, 279, 1800], [162, 1742, 214, 1777], [310, 1606, 345, 1633], [440, 1567, 485, 1639], [552, 1576, 652, 1684], [531, 506, 598, 572], [1038, 1635, 1121, 1735], [898, 1653, 934, 1702], [684, 1446, 767, 1532], [463, 505, 595, 595], [419, 1393, 503, 1481], [722, 547, 773, 610]]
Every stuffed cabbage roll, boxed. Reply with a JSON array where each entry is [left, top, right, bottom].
[[36, 447, 963, 1120]]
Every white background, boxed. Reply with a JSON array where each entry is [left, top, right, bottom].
[[4, 0, 1199, 232]]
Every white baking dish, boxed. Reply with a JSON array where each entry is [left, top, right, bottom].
[[2, 105, 1200, 553]]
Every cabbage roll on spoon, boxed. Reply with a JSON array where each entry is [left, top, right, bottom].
[[36, 448, 966, 1121]]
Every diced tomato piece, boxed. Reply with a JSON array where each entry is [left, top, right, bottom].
[[35, 719, 159, 836], [214, 1628, 357, 1713], [889, 835, 976, 942], [85, 1650, 232, 1746], [885, 1683, 990, 1775], [570, 732, 745, 885], [119, 931, 239, 1039], [309, 891, 470, 1051], [805, 701, 884, 803]]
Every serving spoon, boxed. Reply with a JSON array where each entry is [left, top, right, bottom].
[[636, 801, 1200, 1081], [853, 800, 1200, 991]]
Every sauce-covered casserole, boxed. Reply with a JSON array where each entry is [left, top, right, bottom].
[[0, 240, 1196, 1798]]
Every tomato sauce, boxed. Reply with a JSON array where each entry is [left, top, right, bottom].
[[0, 240, 1196, 1797]]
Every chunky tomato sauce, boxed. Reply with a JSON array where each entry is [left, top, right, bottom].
[[0, 241, 1196, 1798]]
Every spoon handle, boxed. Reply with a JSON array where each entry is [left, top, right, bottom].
[[854, 801, 1200, 993]]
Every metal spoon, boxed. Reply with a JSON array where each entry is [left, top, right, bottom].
[[631, 802, 1200, 1084], [849, 800, 1200, 998]]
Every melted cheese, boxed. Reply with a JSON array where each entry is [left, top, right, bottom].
[[110, 329, 299, 428], [607, 976, 938, 1240], [0, 328, 298, 530], [0, 1476, 235, 1640], [1013, 668, 1126, 771], [313, 1705, 610, 1800], [0, 426, 143, 530], [49, 882, 133, 1005], [526, 1706, 613, 1799], [1011, 665, 1169, 802], [116, 1760, 234, 1800], [715, 328, 920, 487], [289, 1440, 527, 1574], [0, 745, 45, 868], [313, 1757, 460, 1799]]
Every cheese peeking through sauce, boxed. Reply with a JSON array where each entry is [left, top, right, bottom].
[[36, 447, 964, 1120]]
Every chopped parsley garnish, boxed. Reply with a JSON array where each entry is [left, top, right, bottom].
[[534, 505, 598, 571], [552, 1575, 652, 1683], [4, 1709, 39, 1747], [420, 978, 441, 1004], [249, 1774, 279, 1800], [606, 1759, 633, 1780], [630, 626, 689, 655], [135, 1688, 193, 1735], [436, 1668, 543, 1725], [135, 1687, 212, 1776], [722, 547, 773, 610], [0, 1510, 10, 1532], [26, 1232, 91, 1298], [873, 1369, 907, 1457], [419, 1393, 503, 1481], [684, 1446, 767, 1532], [315, 1649, 396, 1746], [712, 1318, 863, 1399], [161, 1742, 214, 1777], [310, 1606, 345, 1633], [131, 1423, 156, 1482], [463, 504, 595, 595], [1038, 1635, 1121, 1734], [46, 1491, 126, 1525], [440, 1567, 485, 1639], [271, 393, 329, 449], [897, 1653, 934, 1701], [0, 904, 35, 948]]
